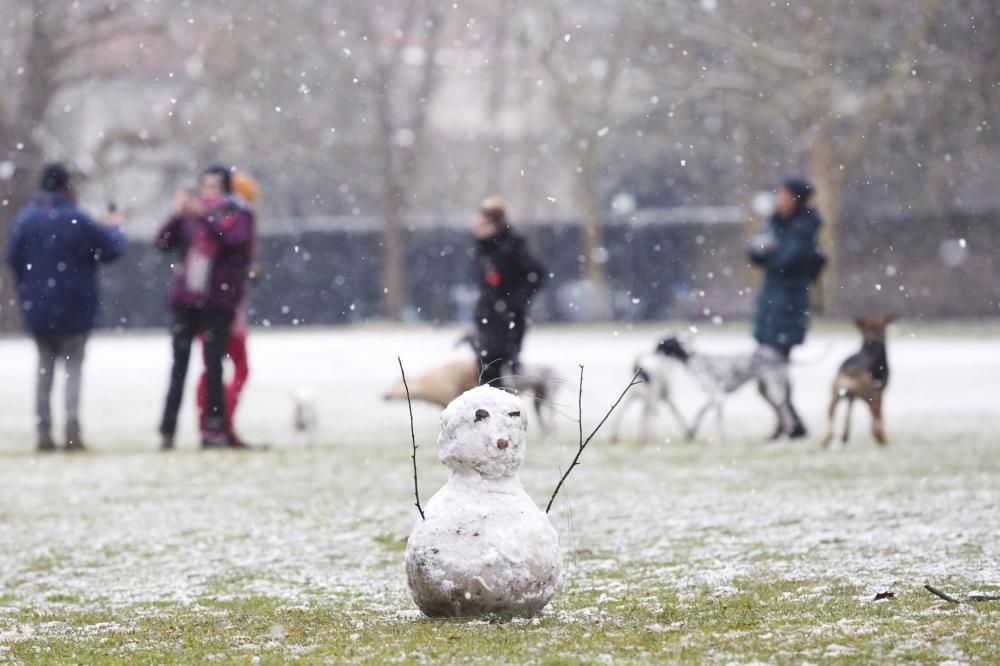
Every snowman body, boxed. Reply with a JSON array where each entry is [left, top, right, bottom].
[[405, 386, 561, 617]]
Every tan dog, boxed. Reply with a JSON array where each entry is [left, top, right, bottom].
[[384, 359, 559, 433], [822, 315, 893, 447]]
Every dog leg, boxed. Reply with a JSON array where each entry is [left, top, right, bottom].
[[758, 378, 785, 440], [530, 385, 550, 436], [686, 401, 713, 441], [663, 395, 688, 438], [841, 397, 855, 445], [869, 393, 887, 445], [760, 375, 795, 441], [821, 391, 840, 448], [608, 390, 640, 444], [714, 402, 725, 442], [638, 393, 658, 445]]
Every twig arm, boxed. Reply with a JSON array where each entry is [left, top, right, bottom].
[[546, 368, 643, 513], [398, 357, 425, 520]]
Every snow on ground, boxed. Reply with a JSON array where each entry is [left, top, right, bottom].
[[0, 322, 997, 648], [1, 322, 997, 449]]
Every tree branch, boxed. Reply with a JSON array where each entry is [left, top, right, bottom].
[[838, 0, 941, 169]]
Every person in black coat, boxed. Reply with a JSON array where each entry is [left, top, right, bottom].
[[472, 197, 547, 386]]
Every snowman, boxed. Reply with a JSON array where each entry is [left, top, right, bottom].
[[404, 385, 561, 617]]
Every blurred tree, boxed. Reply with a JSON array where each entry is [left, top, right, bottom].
[[669, 0, 944, 312], [527, 2, 652, 319], [0, 0, 166, 331], [357, 0, 444, 320]]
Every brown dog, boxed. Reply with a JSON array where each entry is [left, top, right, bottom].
[[821, 315, 894, 447], [384, 359, 560, 433]]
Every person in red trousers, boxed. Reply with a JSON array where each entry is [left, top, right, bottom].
[[195, 172, 258, 446]]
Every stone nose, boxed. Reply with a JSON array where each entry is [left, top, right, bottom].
[[496, 438, 510, 450]]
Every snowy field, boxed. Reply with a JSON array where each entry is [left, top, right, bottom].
[[0, 322, 998, 663]]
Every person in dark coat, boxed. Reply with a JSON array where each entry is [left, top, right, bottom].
[[156, 164, 254, 449], [5, 163, 126, 451], [748, 177, 825, 438], [471, 197, 547, 387]]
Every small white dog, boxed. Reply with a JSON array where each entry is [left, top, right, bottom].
[[291, 388, 319, 445]]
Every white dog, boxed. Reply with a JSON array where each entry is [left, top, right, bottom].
[[655, 336, 797, 441]]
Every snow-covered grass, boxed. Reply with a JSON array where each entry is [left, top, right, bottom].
[[1, 322, 998, 664]]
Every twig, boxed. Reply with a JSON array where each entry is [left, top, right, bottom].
[[924, 585, 1000, 604], [398, 357, 425, 520], [924, 584, 961, 604], [546, 367, 643, 513]]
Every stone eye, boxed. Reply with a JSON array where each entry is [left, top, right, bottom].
[[508, 411, 521, 417], [474, 409, 490, 422]]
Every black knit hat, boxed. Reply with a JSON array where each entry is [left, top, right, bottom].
[[40, 163, 72, 192], [781, 177, 814, 204], [201, 163, 233, 194]]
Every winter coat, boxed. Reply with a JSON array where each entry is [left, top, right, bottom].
[[749, 207, 823, 348], [6, 192, 126, 336], [474, 229, 547, 324], [156, 196, 254, 311]]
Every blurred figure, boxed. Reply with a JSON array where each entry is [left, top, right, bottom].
[[748, 177, 826, 439], [156, 164, 254, 449], [5, 163, 126, 451], [471, 196, 547, 386], [194, 171, 258, 446]]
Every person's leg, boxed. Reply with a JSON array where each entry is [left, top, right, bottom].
[[201, 308, 235, 444], [474, 322, 506, 386], [774, 343, 807, 438], [224, 331, 249, 436], [63, 334, 88, 449], [195, 335, 208, 437], [503, 315, 527, 378], [159, 308, 197, 446], [33, 336, 58, 450]]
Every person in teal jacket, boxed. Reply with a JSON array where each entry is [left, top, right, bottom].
[[748, 177, 825, 438]]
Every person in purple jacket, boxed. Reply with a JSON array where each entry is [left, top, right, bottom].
[[156, 164, 254, 449]]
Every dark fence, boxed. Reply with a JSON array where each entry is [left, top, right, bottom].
[[95, 210, 999, 330]]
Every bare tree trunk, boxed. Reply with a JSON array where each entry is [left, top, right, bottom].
[[808, 119, 843, 317], [363, 2, 442, 321], [575, 143, 611, 319], [381, 184, 406, 320], [375, 73, 406, 320], [484, 1, 510, 194], [0, 5, 54, 332]]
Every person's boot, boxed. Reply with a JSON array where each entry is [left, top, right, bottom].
[[160, 434, 175, 451], [201, 428, 230, 449], [65, 424, 86, 452], [225, 429, 249, 449], [37, 434, 57, 452]]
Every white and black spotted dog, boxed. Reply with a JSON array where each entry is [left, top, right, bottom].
[[608, 347, 687, 444], [655, 336, 798, 441]]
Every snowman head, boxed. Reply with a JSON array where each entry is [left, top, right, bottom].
[[437, 385, 528, 479]]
